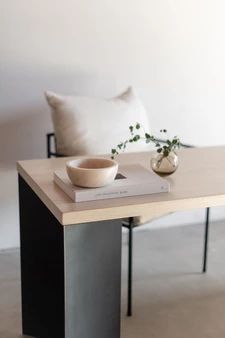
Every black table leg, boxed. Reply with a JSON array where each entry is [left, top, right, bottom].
[[19, 175, 122, 338]]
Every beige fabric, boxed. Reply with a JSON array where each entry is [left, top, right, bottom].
[[45, 87, 151, 156], [134, 212, 172, 226]]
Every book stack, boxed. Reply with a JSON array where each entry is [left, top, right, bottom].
[[54, 164, 170, 203]]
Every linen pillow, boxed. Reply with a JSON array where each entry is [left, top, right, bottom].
[[45, 87, 151, 156]]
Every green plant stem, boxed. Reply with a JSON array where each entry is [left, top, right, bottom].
[[111, 123, 180, 159]]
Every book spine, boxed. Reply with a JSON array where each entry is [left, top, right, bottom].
[[76, 182, 169, 202]]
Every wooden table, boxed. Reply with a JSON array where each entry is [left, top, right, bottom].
[[17, 146, 225, 338]]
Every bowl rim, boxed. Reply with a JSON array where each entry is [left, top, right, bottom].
[[66, 157, 118, 171]]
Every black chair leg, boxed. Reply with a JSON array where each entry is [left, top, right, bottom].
[[127, 217, 133, 317], [203, 207, 210, 273], [47, 133, 51, 158]]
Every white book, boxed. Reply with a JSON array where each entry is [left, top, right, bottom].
[[54, 164, 170, 203]]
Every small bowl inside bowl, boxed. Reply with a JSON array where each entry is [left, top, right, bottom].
[[66, 157, 118, 188]]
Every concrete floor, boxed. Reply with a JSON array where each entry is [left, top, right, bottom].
[[1, 222, 225, 338]]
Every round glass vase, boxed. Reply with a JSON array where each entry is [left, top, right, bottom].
[[151, 151, 178, 176]]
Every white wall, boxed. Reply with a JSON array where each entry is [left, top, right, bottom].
[[1, 0, 225, 249]]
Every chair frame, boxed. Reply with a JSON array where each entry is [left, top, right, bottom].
[[46, 132, 210, 316]]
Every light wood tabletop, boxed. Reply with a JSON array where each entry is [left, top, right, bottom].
[[17, 146, 225, 226]]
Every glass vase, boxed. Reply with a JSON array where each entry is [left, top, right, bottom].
[[151, 151, 178, 176]]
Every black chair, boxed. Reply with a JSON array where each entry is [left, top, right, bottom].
[[46, 132, 210, 316]]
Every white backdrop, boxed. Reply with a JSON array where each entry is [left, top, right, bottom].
[[1, 0, 225, 249]]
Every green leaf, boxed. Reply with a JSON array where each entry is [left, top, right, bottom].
[[157, 148, 162, 153], [129, 126, 134, 133], [145, 133, 151, 139], [111, 149, 116, 154], [136, 123, 140, 129], [133, 135, 140, 142]]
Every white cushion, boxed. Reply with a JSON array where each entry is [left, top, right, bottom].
[[45, 87, 151, 156]]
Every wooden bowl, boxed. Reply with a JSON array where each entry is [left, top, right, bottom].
[[66, 158, 118, 188]]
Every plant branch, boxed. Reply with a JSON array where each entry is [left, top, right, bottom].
[[111, 123, 181, 159]]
